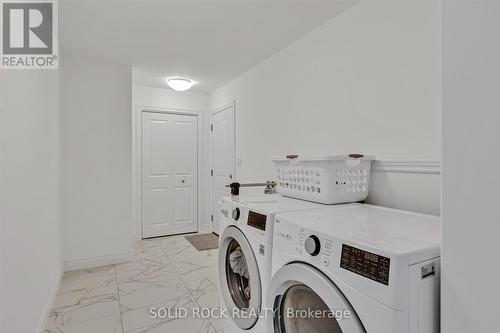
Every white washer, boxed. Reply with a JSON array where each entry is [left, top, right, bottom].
[[269, 204, 441, 333], [217, 194, 336, 333]]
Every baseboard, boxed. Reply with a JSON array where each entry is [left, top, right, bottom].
[[63, 251, 134, 272], [36, 269, 62, 333], [372, 160, 440, 174]]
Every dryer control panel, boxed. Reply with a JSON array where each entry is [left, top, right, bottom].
[[296, 228, 334, 269], [340, 244, 390, 285], [273, 205, 441, 312]]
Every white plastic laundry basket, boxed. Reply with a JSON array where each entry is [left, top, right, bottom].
[[272, 154, 375, 204]]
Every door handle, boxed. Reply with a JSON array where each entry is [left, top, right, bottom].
[[181, 179, 186, 184], [229, 174, 233, 179]]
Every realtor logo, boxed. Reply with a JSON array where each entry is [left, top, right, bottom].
[[1, 0, 58, 69]]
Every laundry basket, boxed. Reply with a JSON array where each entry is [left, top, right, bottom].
[[272, 154, 375, 204]]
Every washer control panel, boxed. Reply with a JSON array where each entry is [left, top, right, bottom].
[[224, 199, 273, 244], [247, 211, 267, 231]]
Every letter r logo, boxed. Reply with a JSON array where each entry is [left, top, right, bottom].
[[2, 2, 53, 54]]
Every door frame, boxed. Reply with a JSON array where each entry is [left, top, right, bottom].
[[134, 105, 204, 240], [210, 101, 236, 233]]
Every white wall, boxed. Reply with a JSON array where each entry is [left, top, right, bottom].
[[441, 1, 500, 332], [133, 85, 209, 111], [368, 169, 440, 215], [132, 85, 211, 236], [211, 0, 441, 215], [61, 55, 133, 270], [0, 70, 62, 332]]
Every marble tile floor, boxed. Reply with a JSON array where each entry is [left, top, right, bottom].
[[45, 234, 222, 333]]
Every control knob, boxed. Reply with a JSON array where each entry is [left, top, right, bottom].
[[304, 235, 321, 256], [232, 207, 240, 221]]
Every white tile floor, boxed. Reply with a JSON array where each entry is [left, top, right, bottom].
[[45, 234, 222, 333]]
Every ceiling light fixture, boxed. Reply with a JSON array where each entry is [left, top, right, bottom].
[[165, 77, 196, 92]]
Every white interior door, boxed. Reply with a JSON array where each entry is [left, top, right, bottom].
[[210, 104, 235, 234], [142, 112, 198, 238]]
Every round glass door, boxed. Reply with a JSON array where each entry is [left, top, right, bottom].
[[278, 285, 343, 333], [225, 238, 251, 308], [269, 263, 365, 333], [218, 225, 262, 330]]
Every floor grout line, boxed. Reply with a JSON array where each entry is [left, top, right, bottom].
[[114, 264, 125, 333], [45, 313, 122, 332], [160, 236, 220, 333]]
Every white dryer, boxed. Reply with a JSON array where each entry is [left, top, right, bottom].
[[217, 194, 331, 333], [269, 204, 441, 333]]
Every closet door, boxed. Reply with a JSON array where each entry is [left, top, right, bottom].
[[142, 112, 198, 238]]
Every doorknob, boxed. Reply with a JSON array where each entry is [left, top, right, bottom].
[[181, 179, 186, 183], [229, 174, 233, 179]]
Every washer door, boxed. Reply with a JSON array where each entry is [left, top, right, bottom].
[[219, 225, 262, 329], [270, 263, 365, 333]]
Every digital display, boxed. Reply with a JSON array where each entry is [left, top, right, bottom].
[[340, 244, 390, 285], [247, 211, 267, 231]]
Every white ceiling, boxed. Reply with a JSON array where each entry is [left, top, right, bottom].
[[61, 0, 358, 93]]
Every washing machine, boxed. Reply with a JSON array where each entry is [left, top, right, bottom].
[[217, 194, 335, 333], [269, 204, 441, 333]]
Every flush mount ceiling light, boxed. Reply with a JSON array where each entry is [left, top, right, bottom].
[[165, 77, 196, 91]]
